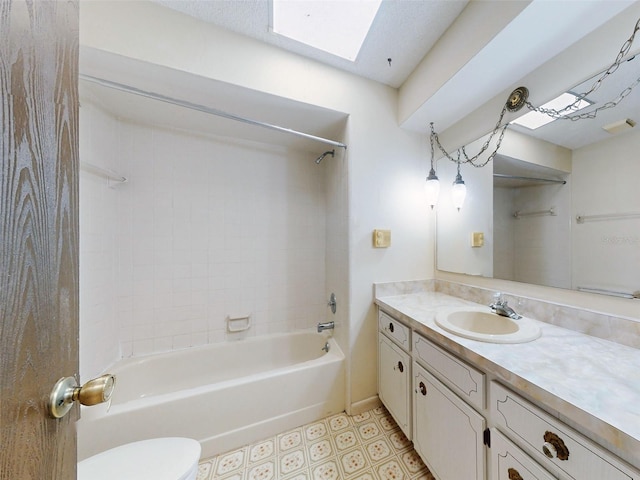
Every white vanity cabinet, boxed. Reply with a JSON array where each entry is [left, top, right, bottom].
[[413, 362, 486, 480], [378, 311, 412, 439], [491, 382, 640, 480]]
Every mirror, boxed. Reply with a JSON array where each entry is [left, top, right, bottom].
[[436, 36, 640, 299]]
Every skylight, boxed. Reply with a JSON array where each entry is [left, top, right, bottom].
[[511, 92, 593, 130], [271, 0, 382, 61]]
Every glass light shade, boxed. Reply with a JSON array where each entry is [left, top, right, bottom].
[[451, 175, 466, 211], [425, 169, 440, 209]]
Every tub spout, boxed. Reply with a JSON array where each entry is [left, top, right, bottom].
[[317, 321, 334, 333]]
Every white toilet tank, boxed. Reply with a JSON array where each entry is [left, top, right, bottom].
[[78, 437, 201, 480]]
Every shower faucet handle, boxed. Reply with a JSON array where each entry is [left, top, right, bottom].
[[327, 293, 337, 314]]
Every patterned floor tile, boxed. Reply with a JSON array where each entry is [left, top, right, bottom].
[[339, 447, 368, 477], [249, 439, 275, 464], [307, 439, 333, 463], [388, 430, 412, 452], [334, 429, 358, 451], [199, 406, 437, 480], [247, 460, 276, 480], [357, 421, 381, 442], [377, 458, 409, 480], [304, 421, 328, 441], [328, 413, 351, 432], [312, 460, 341, 480], [216, 448, 246, 476], [280, 449, 307, 476], [364, 437, 393, 464], [279, 429, 304, 452], [400, 450, 427, 475]]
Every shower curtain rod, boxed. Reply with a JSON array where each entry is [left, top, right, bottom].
[[493, 173, 566, 185], [79, 74, 348, 150]]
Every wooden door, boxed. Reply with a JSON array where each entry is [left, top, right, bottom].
[[0, 1, 79, 479]]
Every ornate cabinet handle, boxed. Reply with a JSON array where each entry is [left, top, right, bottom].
[[543, 431, 570, 461], [388, 322, 394, 333], [395, 361, 404, 373], [418, 381, 427, 396], [508, 468, 524, 480]]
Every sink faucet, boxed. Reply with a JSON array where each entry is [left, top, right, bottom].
[[317, 321, 335, 333], [489, 293, 522, 320]]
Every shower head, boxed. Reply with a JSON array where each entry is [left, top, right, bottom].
[[315, 150, 335, 164]]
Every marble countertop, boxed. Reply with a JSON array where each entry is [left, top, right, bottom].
[[374, 291, 640, 469]]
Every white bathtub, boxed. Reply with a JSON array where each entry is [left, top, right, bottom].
[[77, 331, 345, 460]]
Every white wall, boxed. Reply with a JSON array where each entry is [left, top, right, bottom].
[[436, 148, 494, 278], [494, 182, 571, 289], [80, 1, 433, 410], [572, 130, 640, 294]]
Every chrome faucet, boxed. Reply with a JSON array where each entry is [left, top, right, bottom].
[[317, 321, 335, 333], [489, 293, 522, 320]]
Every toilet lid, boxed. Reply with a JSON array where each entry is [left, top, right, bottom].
[[78, 437, 201, 480]]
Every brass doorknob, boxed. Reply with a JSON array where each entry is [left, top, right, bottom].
[[48, 374, 116, 419]]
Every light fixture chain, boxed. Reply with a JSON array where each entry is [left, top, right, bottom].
[[429, 103, 509, 168], [525, 17, 640, 120]]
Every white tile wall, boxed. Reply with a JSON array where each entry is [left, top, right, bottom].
[[118, 122, 328, 357], [80, 104, 331, 371], [79, 102, 122, 380]]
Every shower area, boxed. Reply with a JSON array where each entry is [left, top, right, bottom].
[[78, 51, 350, 453]]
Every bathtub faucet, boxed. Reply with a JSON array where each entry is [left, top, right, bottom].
[[317, 321, 335, 333]]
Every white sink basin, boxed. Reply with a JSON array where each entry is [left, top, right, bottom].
[[435, 307, 541, 344]]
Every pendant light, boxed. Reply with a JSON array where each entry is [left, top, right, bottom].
[[451, 161, 466, 211], [425, 167, 440, 210]]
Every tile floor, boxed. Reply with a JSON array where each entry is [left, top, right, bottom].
[[197, 406, 436, 480]]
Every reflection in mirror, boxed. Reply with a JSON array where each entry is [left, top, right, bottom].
[[436, 54, 640, 299]]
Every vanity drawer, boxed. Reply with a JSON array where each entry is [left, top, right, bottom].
[[491, 381, 638, 480], [413, 333, 485, 410], [379, 310, 410, 351], [490, 428, 556, 480]]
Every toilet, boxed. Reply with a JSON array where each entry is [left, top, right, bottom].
[[78, 437, 201, 480]]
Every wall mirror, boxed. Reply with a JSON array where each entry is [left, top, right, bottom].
[[436, 29, 640, 300]]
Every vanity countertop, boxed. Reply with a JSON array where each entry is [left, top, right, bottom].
[[375, 291, 640, 469]]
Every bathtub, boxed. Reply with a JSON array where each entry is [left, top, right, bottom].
[[77, 331, 345, 460]]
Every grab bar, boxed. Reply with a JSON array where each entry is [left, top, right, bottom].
[[227, 315, 251, 332], [576, 212, 640, 223], [513, 207, 556, 219]]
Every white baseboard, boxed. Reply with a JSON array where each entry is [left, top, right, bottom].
[[349, 395, 381, 416]]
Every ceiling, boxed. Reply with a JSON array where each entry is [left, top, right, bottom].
[[149, 0, 640, 152], [151, 0, 469, 89], [81, 1, 640, 155]]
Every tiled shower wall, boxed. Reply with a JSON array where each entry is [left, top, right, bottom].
[[80, 102, 329, 377], [79, 102, 121, 380]]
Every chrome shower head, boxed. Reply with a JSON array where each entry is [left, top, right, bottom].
[[315, 150, 335, 164]]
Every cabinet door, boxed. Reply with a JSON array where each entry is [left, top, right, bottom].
[[490, 428, 557, 480], [379, 334, 411, 438], [414, 362, 486, 480]]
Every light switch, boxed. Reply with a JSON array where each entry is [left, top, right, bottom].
[[373, 229, 391, 248], [471, 232, 484, 247]]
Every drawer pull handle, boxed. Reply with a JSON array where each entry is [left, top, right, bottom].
[[508, 468, 524, 480], [419, 381, 427, 396], [388, 322, 394, 333], [543, 431, 570, 461], [394, 361, 404, 373]]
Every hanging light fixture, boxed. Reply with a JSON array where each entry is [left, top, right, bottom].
[[425, 130, 440, 209], [451, 160, 466, 211], [425, 168, 440, 209]]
